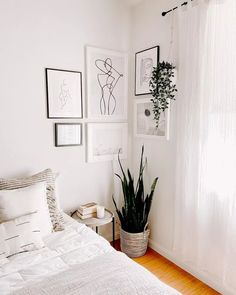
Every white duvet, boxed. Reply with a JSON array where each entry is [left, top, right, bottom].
[[0, 214, 180, 295]]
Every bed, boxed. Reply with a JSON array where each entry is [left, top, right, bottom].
[[0, 213, 180, 295]]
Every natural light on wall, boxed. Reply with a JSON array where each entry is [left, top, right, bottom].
[[174, 0, 236, 293]]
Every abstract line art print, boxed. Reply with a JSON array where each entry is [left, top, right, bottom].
[[95, 57, 123, 115], [135, 46, 159, 96], [86, 46, 128, 120], [46, 68, 83, 119], [59, 79, 72, 109]]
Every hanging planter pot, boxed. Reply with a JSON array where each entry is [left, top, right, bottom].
[[149, 61, 177, 128]]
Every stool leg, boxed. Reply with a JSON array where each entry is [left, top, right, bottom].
[[112, 217, 115, 247], [96, 226, 98, 234]]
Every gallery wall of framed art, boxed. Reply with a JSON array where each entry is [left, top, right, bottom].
[[44, 43, 167, 155], [45, 46, 128, 159]]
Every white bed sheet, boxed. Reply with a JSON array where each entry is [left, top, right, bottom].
[[0, 214, 180, 295], [0, 214, 113, 294]]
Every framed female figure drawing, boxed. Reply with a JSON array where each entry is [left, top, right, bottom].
[[86, 46, 128, 120], [46, 68, 83, 118], [135, 46, 160, 96], [134, 98, 170, 140]]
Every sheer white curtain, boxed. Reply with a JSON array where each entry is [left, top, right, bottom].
[[174, 0, 236, 292]]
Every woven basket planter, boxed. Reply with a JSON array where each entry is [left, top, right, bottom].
[[120, 227, 150, 258]]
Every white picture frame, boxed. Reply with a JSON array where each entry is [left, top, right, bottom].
[[46, 68, 83, 119], [55, 123, 82, 147], [87, 123, 128, 162], [134, 98, 170, 140], [135, 46, 159, 96], [86, 46, 128, 121]]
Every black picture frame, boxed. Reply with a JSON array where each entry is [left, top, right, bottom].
[[55, 123, 82, 147], [46, 68, 83, 119], [135, 46, 160, 96]]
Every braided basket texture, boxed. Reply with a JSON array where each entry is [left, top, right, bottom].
[[120, 227, 150, 258]]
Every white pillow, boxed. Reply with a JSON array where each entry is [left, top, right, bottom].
[[0, 182, 52, 237], [0, 168, 65, 232], [0, 212, 45, 259]]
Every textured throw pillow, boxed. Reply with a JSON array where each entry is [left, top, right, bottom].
[[0, 212, 45, 259], [0, 182, 52, 237], [0, 234, 8, 260], [0, 169, 64, 231]]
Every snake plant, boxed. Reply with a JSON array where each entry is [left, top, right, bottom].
[[112, 146, 158, 233]]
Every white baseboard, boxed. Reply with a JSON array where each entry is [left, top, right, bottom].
[[149, 238, 232, 295]]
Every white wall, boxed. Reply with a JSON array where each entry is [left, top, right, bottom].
[[130, 0, 178, 252], [0, 0, 130, 220], [129, 1, 226, 294]]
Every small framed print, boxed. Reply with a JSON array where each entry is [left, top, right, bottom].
[[135, 46, 160, 96], [46, 68, 83, 119], [55, 123, 82, 147], [134, 98, 170, 140]]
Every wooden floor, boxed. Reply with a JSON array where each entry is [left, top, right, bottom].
[[113, 241, 220, 295]]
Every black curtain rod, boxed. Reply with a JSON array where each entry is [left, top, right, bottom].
[[162, 0, 193, 17]]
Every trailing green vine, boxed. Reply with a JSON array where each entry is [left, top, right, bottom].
[[149, 61, 177, 128]]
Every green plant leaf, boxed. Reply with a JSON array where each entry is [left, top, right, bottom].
[[112, 146, 158, 233], [149, 61, 177, 127]]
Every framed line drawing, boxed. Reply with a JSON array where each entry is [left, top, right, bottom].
[[55, 123, 82, 147], [135, 46, 160, 96], [87, 123, 128, 162], [134, 98, 170, 140], [86, 46, 128, 120], [46, 68, 83, 119]]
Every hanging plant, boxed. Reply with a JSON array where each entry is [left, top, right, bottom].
[[149, 61, 177, 128]]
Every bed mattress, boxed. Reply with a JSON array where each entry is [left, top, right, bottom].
[[0, 214, 180, 294]]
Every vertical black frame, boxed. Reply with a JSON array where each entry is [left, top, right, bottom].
[[46, 68, 83, 119], [135, 45, 160, 96]]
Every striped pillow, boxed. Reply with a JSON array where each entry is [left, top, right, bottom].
[[0, 169, 64, 231], [0, 212, 45, 259]]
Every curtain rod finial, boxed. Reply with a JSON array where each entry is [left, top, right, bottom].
[[162, 11, 167, 16]]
